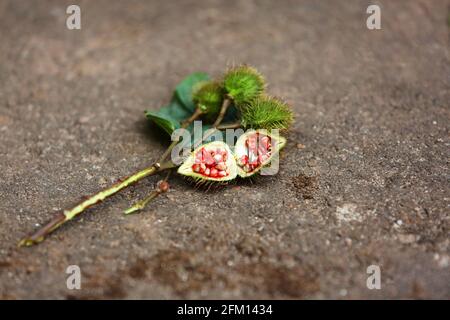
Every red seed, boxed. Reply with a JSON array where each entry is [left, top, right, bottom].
[[203, 152, 215, 166], [216, 162, 226, 171], [239, 155, 248, 165], [213, 153, 223, 163], [210, 168, 218, 177]]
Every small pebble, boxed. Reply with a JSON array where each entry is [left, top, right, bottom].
[[345, 238, 352, 247], [398, 234, 416, 244], [339, 289, 348, 296]]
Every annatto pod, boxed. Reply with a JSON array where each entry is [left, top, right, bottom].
[[234, 129, 286, 178], [178, 141, 238, 182], [192, 81, 224, 122]]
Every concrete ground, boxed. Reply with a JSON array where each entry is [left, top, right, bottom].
[[0, 0, 449, 299]]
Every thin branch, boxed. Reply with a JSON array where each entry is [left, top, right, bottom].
[[216, 121, 242, 130], [124, 171, 172, 215], [213, 97, 231, 127]]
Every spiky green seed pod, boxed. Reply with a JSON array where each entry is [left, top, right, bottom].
[[192, 81, 224, 121], [241, 96, 294, 131], [223, 65, 265, 106]]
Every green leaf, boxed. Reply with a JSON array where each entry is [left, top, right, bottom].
[[145, 109, 179, 136], [175, 72, 210, 112], [145, 72, 210, 135]]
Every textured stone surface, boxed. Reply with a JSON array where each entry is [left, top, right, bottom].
[[0, 0, 449, 299]]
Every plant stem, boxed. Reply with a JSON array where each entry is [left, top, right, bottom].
[[124, 171, 171, 215], [182, 108, 204, 126], [158, 108, 203, 163], [123, 191, 160, 215], [193, 98, 233, 149], [216, 121, 242, 130], [213, 97, 231, 127], [18, 161, 176, 247]]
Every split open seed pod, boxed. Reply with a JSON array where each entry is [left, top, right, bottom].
[[178, 141, 238, 183], [234, 129, 286, 178]]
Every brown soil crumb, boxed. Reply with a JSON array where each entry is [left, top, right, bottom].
[[292, 174, 318, 200]]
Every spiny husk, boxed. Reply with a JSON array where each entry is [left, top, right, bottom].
[[241, 95, 294, 131], [177, 141, 238, 184], [182, 174, 235, 191], [192, 81, 224, 122], [234, 129, 287, 178], [223, 65, 266, 106]]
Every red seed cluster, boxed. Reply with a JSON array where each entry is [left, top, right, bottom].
[[192, 147, 230, 178], [238, 133, 272, 172]]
